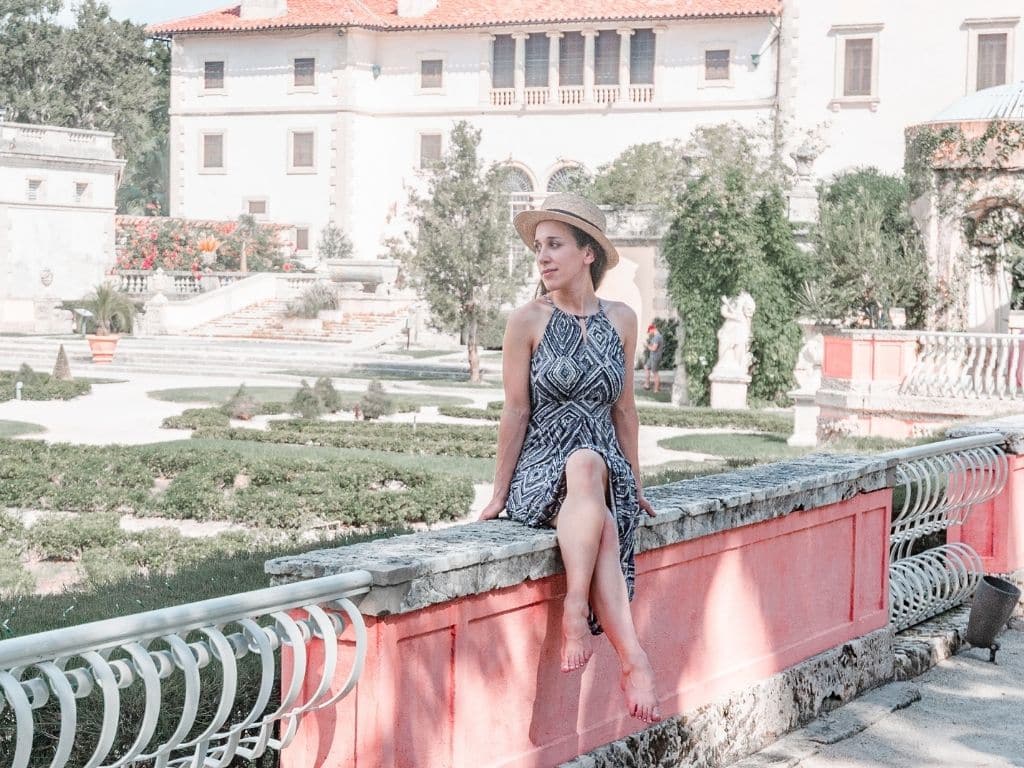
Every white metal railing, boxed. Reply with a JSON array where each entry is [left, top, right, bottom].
[[558, 85, 584, 105], [593, 85, 618, 104], [524, 87, 549, 106], [900, 331, 1024, 400], [0, 571, 371, 768], [629, 84, 654, 103], [489, 88, 517, 106], [882, 433, 1007, 631]]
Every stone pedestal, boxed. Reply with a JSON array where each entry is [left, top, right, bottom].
[[138, 292, 168, 336], [709, 373, 750, 410], [32, 296, 72, 334], [788, 391, 819, 447]]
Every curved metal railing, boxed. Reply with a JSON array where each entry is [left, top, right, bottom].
[[0, 570, 371, 768], [882, 434, 1007, 631]]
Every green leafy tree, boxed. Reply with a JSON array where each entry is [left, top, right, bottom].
[[393, 121, 530, 382], [663, 126, 807, 404], [317, 222, 354, 261], [577, 141, 690, 210], [0, 0, 169, 214], [812, 169, 930, 327]]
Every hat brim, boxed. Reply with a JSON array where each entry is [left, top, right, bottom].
[[513, 210, 620, 269]]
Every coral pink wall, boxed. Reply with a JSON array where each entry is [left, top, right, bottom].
[[822, 333, 919, 383], [282, 490, 891, 768], [949, 454, 1024, 574]]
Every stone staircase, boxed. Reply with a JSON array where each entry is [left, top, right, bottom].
[[184, 299, 407, 343]]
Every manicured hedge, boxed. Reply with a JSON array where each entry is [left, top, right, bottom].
[[0, 439, 473, 528], [0, 369, 91, 402], [193, 420, 500, 458]]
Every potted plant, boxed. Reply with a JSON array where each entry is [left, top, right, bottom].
[[84, 283, 136, 364], [197, 236, 220, 267]]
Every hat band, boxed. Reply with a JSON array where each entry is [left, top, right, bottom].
[[545, 207, 603, 234]]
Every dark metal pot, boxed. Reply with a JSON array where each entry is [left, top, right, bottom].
[[965, 575, 1021, 663]]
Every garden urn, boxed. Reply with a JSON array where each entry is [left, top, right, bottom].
[[85, 334, 120, 364], [965, 575, 1021, 662]]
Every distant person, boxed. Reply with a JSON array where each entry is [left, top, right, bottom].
[[643, 323, 663, 393], [477, 193, 661, 724]]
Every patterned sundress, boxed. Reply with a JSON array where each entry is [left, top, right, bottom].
[[505, 298, 641, 634]]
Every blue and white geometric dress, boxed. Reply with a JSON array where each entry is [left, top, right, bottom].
[[505, 299, 641, 634]]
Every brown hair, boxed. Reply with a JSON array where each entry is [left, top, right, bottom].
[[535, 223, 609, 296]]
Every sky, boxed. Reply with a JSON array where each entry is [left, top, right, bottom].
[[58, 0, 222, 26]]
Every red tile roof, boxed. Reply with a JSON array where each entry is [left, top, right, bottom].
[[149, 0, 780, 35]]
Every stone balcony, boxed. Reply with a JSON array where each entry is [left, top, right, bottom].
[[0, 121, 119, 163]]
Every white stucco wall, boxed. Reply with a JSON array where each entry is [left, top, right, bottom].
[[0, 123, 123, 320], [780, 0, 1023, 180]]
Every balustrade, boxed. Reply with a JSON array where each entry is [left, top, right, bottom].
[[628, 84, 655, 102], [593, 85, 619, 104], [882, 433, 1008, 631], [0, 571, 370, 768], [114, 270, 252, 298], [558, 85, 585, 105], [524, 87, 549, 106], [489, 88, 517, 106], [900, 331, 1024, 400]]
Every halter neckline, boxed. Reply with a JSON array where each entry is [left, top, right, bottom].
[[544, 296, 603, 320]]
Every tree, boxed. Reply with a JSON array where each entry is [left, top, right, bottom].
[[576, 141, 690, 210], [812, 169, 931, 327], [393, 121, 530, 382], [662, 125, 808, 405], [317, 222, 354, 261], [0, 0, 169, 214]]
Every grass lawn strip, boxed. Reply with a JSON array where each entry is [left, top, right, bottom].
[[0, 420, 47, 438], [147, 385, 473, 410]]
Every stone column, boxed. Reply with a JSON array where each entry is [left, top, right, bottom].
[[617, 28, 634, 101], [582, 29, 597, 103], [787, 319, 826, 447], [512, 32, 527, 104], [546, 31, 562, 104], [652, 26, 667, 101], [479, 34, 494, 104], [671, 321, 689, 406]]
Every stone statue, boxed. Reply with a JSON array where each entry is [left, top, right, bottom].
[[791, 320, 825, 394], [711, 292, 756, 378]]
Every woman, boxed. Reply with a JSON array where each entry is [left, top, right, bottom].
[[477, 193, 662, 724]]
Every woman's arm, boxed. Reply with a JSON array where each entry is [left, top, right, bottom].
[[610, 305, 656, 517], [477, 305, 536, 520]]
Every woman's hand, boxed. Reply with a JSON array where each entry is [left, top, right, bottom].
[[637, 489, 656, 517], [477, 497, 506, 521]]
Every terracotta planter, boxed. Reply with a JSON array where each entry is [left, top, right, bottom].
[[86, 334, 120, 364]]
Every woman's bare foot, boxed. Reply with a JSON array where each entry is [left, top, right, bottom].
[[620, 654, 662, 723], [561, 600, 594, 672]]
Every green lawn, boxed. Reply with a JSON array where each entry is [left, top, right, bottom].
[[148, 385, 473, 409], [0, 420, 46, 438]]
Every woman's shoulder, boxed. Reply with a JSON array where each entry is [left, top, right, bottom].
[[601, 299, 637, 325], [509, 298, 552, 325]]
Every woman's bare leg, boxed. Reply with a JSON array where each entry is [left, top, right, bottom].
[[588, 517, 662, 723], [555, 450, 611, 672]]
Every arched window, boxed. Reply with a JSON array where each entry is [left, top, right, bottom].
[[501, 165, 535, 220], [546, 164, 586, 193]]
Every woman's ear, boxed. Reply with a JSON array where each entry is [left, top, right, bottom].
[[583, 245, 596, 265]]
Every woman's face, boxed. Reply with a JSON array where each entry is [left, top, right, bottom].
[[534, 220, 593, 292]]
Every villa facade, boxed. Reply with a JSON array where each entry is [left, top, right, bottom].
[[150, 0, 1023, 269]]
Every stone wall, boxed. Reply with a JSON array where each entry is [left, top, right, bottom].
[[267, 454, 894, 768]]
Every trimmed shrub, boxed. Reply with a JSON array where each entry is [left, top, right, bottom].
[[221, 383, 259, 420], [360, 380, 396, 420], [162, 408, 231, 430], [0, 546, 35, 598], [0, 368, 91, 403], [29, 512, 124, 560], [313, 377, 343, 413], [291, 380, 324, 419]]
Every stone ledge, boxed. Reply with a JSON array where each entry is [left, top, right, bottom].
[[947, 415, 1024, 454], [266, 454, 887, 616], [559, 626, 894, 768]]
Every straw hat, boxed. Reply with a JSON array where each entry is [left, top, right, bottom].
[[513, 193, 619, 269]]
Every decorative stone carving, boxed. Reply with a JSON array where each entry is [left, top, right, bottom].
[[788, 319, 828, 447], [709, 292, 756, 410], [39, 268, 53, 288]]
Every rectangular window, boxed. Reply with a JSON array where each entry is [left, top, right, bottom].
[[203, 134, 224, 169], [247, 199, 268, 216], [977, 33, 1008, 91], [630, 29, 655, 84], [420, 58, 443, 89], [843, 38, 873, 96], [294, 57, 315, 87], [525, 34, 549, 87], [26, 179, 42, 201], [204, 60, 224, 90], [594, 30, 620, 85], [492, 35, 515, 89], [559, 32, 585, 86], [705, 49, 730, 81], [292, 131, 314, 168], [295, 227, 310, 251], [74, 182, 89, 203], [420, 133, 442, 169]]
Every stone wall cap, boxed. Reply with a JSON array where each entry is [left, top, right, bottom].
[[947, 416, 1024, 454], [266, 453, 888, 615]]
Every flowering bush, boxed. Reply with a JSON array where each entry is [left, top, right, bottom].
[[115, 216, 292, 272]]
